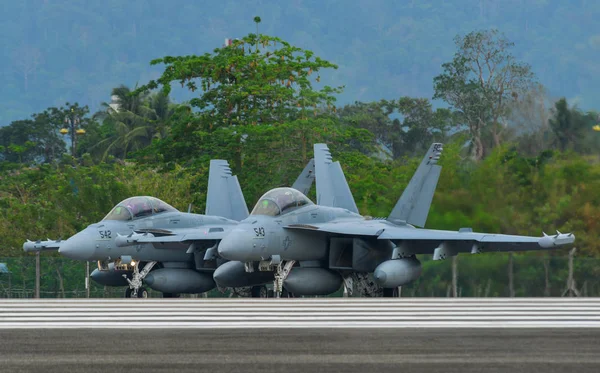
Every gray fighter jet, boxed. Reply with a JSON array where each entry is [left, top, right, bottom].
[[23, 159, 316, 298], [215, 143, 576, 297]]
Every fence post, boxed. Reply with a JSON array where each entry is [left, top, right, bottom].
[[452, 256, 458, 297], [86, 261, 90, 298], [508, 252, 515, 297], [35, 252, 40, 299]]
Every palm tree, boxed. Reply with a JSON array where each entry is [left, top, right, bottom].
[[91, 85, 174, 160]]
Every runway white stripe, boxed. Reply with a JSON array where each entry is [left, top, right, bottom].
[[1, 298, 599, 328]]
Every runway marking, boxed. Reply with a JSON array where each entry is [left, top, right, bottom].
[[1, 299, 599, 328]]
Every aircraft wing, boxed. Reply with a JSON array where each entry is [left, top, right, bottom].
[[284, 221, 575, 254], [23, 239, 63, 253], [377, 227, 575, 254]]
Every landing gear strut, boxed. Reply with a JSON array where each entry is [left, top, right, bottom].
[[273, 260, 295, 298], [124, 261, 156, 298]]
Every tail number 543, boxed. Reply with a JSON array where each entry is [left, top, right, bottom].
[[254, 227, 265, 237]]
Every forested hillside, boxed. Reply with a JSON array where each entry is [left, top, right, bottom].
[[2, 0, 599, 125]]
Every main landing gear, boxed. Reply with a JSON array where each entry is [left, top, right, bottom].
[[125, 287, 149, 298], [249, 285, 295, 298]]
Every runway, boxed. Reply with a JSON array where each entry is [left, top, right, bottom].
[[1, 298, 600, 328], [1, 328, 599, 372], [1, 299, 599, 372]]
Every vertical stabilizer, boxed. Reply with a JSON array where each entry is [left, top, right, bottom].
[[291, 158, 315, 196], [205, 160, 249, 221], [314, 144, 359, 213], [387, 143, 443, 227]]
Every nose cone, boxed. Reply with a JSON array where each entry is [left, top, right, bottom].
[[58, 231, 96, 261], [218, 228, 255, 262]]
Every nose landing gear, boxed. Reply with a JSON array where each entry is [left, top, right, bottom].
[[123, 261, 157, 298]]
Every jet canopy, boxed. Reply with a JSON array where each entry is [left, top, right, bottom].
[[251, 187, 313, 217], [102, 196, 179, 221]]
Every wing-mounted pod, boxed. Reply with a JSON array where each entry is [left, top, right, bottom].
[[387, 143, 443, 227], [205, 159, 249, 221], [539, 231, 575, 248], [313, 143, 359, 213]]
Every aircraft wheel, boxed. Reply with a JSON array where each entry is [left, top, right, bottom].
[[138, 287, 149, 298], [125, 288, 133, 298], [382, 287, 399, 298], [267, 289, 275, 298], [251, 286, 268, 298]]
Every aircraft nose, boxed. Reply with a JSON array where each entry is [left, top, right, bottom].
[[58, 231, 96, 261], [218, 228, 255, 262]]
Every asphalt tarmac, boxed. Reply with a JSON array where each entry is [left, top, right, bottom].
[[1, 328, 598, 373]]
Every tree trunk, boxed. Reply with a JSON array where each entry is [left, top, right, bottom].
[[234, 136, 243, 172], [473, 125, 484, 161], [484, 278, 491, 297], [55, 268, 65, 299], [492, 124, 502, 148], [508, 252, 515, 297], [452, 256, 458, 297], [543, 256, 551, 297]]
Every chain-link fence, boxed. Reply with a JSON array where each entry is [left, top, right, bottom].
[[0, 252, 598, 298]]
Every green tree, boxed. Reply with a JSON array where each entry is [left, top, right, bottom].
[[433, 29, 536, 160], [89, 85, 175, 161], [338, 98, 454, 159], [0, 103, 93, 164], [548, 98, 596, 153], [135, 27, 342, 170]]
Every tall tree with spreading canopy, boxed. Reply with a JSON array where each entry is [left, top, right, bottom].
[[433, 29, 536, 160], [134, 23, 343, 170]]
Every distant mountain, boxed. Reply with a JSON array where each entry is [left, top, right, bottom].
[[2, 0, 599, 125]]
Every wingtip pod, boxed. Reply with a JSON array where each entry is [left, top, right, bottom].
[[539, 232, 576, 248], [23, 239, 61, 253]]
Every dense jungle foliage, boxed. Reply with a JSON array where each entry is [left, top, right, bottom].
[[1, 22, 599, 296]]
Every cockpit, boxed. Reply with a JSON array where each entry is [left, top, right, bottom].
[[102, 196, 179, 221], [250, 187, 313, 217]]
